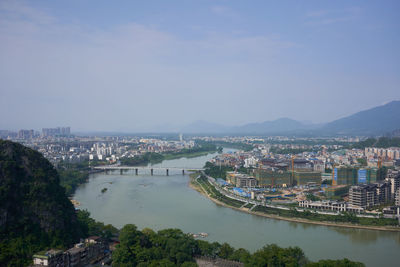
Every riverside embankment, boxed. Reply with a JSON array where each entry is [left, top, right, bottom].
[[189, 173, 400, 232]]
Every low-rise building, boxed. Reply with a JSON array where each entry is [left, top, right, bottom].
[[299, 200, 364, 213], [32, 249, 64, 267], [227, 172, 257, 187], [32, 237, 107, 267], [65, 245, 86, 267], [236, 176, 257, 187]]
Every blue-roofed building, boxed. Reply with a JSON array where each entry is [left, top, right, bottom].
[[216, 178, 229, 186], [233, 187, 250, 197]]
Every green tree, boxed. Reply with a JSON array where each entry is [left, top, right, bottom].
[[229, 248, 251, 263], [113, 224, 142, 266], [218, 243, 235, 259], [247, 244, 307, 267]]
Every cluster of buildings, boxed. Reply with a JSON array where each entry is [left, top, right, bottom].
[[365, 147, 400, 160], [299, 170, 400, 214], [297, 169, 400, 214], [348, 169, 400, 209], [31, 236, 109, 267], [0, 127, 72, 140], [211, 151, 325, 187], [86, 138, 195, 162], [207, 141, 400, 215], [1, 131, 196, 165], [42, 127, 71, 137]]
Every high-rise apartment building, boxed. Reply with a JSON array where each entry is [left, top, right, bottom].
[[386, 170, 400, 198], [42, 127, 71, 137], [349, 184, 378, 208]]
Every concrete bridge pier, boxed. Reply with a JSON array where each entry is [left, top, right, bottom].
[[182, 169, 185, 175], [166, 169, 169, 176], [135, 168, 138, 175], [120, 169, 123, 175], [151, 169, 154, 176]]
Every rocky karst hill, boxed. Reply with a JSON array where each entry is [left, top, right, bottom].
[[0, 140, 82, 266]]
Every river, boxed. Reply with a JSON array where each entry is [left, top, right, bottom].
[[73, 148, 400, 266]]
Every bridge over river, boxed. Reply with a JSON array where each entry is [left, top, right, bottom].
[[93, 166, 204, 176]]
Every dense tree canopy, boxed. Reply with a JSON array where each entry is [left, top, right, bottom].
[[203, 161, 234, 179], [112, 224, 365, 267]]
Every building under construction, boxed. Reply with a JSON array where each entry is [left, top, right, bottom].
[[323, 185, 350, 198], [252, 169, 321, 187], [252, 169, 292, 187], [333, 167, 378, 185], [293, 171, 322, 186]]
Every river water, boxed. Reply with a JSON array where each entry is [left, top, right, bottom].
[[74, 149, 400, 266]]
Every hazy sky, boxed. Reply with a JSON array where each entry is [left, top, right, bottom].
[[1, 0, 399, 132]]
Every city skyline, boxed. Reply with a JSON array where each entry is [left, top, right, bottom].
[[1, 0, 399, 132]]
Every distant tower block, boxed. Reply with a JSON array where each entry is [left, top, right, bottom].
[[179, 133, 183, 142]]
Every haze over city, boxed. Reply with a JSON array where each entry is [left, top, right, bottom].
[[1, 0, 399, 132]]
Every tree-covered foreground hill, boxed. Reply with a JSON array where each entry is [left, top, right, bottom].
[[0, 140, 83, 265], [0, 140, 364, 266], [113, 224, 364, 267]]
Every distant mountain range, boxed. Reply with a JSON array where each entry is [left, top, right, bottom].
[[180, 101, 400, 136], [321, 101, 400, 135]]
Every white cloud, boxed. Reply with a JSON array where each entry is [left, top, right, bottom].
[[210, 5, 239, 18], [0, 0, 55, 25], [305, 7, 362, 25]]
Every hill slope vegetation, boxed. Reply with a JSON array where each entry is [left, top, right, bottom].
[[0, 140, 82, 266]]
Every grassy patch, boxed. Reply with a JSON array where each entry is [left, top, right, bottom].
[[197, 177, 245, 208], [253, 206, 398, 226]]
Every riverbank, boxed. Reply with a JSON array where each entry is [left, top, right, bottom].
[[120, 145, 220, 167], [162, 150, 216, 160], [189, 174, 400, 232]]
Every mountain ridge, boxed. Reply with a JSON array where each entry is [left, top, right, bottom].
[[179, 101, 400, 135], [321, 100, 400, 135]]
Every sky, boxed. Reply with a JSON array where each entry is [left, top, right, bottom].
[[0, 0, 399, 132]]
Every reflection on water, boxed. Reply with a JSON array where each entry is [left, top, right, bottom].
[[332, 227, 400, 245], [74, 148, 400, 267]]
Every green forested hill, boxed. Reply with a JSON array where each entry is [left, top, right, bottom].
[[0, 140, 83, 266]]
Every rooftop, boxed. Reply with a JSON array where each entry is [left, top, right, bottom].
[[33, 249, 63, 259]]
